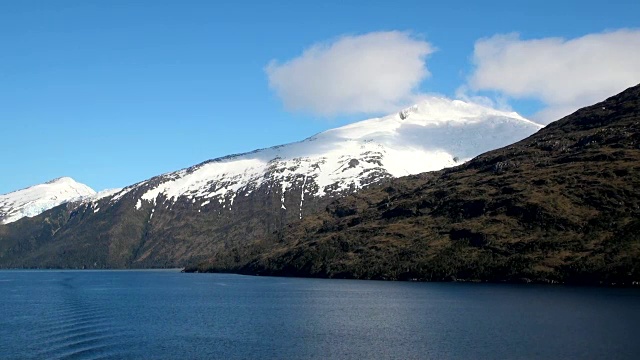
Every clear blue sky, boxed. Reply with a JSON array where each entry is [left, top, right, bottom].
[[1, 0, 639, 193]]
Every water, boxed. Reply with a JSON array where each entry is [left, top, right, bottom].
[[1, 270, 639, 359]]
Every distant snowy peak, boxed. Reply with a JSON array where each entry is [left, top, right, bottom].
[[0, 177, 96, 224], [318, 97, 542, 143], [108, 97, 543, 214], [396, 97, 532, 124]]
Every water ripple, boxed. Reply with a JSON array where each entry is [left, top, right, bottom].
[[22, 276, 131, 360]]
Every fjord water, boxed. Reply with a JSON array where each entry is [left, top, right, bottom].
[[1, 271, 639, 360]]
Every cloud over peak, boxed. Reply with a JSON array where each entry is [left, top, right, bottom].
[[266, 31, 435, 116], [468, 29, 640, 123]]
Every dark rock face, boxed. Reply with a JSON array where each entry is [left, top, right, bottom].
[[192, 84, 640, 285]]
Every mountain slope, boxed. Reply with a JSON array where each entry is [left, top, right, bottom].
[[0, 98, 541, 269], [116, 97, 541, 212], [0, 177, 95, 224], [191, 84, 640, 286]]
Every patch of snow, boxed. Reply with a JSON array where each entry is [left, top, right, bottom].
[[109, 188, 130, 204], [88, 188, 123, 202]]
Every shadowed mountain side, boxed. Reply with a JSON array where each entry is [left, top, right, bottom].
[[0, 179, 331, 269], [189, 84, 640, 286]]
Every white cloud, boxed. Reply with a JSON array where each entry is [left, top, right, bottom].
[[455, 85, 513, 112], [265, 31, 435, 116], [467, 29, 640, 123]]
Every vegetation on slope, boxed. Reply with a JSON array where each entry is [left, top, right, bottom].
[[190, 84, 640, 286]]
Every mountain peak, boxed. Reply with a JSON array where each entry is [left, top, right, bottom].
[[397, 97, 537, 126], [127, 99, 543, 210], [0, 178, 96, 224], [45, 176, 78, 185]]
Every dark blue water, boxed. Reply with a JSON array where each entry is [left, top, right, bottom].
[[1, 270, 639, 359]]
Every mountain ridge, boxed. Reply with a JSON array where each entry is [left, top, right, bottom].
[[95, 97, 541, 212], [0, 97, 541, 269], [188, 84, 640, 286]]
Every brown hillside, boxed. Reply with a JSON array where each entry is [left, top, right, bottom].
[[194, 84, 640, 285]]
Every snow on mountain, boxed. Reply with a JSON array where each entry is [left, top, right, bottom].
[[107, 97, 543, 215], [0, 177, 96, 224], [0, 98, 542, 225], [88, 188, 123, 202]]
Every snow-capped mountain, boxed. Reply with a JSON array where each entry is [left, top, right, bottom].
[[0, 177, 96, 224], [1, 84, 637, 272], [1, 98, 542, 226], [99, 97, 543, 215], [0, 97, 544, 269]]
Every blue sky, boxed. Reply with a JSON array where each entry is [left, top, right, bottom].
[[1, 0, 639, 194]]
